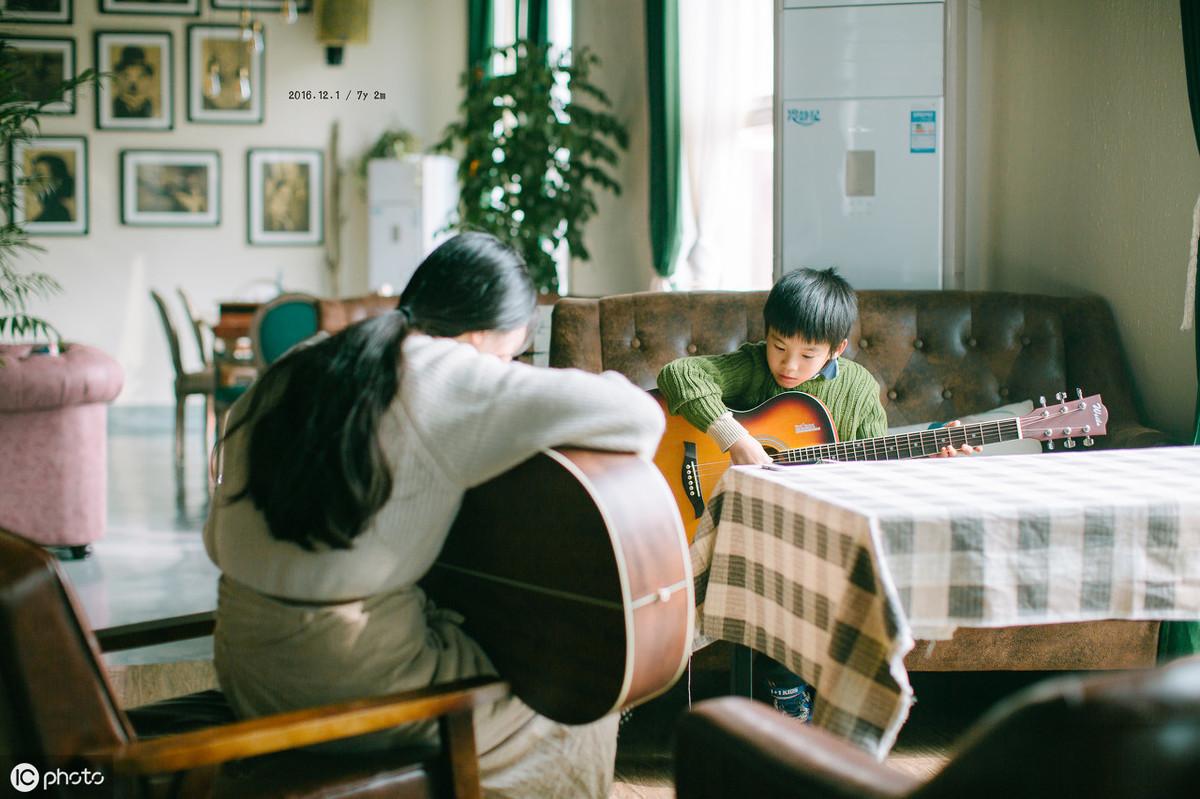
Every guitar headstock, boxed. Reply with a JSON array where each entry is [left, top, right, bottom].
[[1017, 390, 1108, 450]]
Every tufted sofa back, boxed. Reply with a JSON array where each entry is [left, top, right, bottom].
[[550, 290, 1170, 450]]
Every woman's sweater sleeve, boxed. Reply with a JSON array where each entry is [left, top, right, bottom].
[[408, 344, 666, 490], [655, 346, 759, 433]]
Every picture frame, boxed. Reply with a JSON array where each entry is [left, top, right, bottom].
[[120, 149, 220, 227], [99, 0, 198, 15], [95, 31, 173, 131], [11, 136, 88, 236], [187, 24, 264, 124], [3, 36, 76, 115], [211, 0, 310, 10], [0, 0, 72, 24], [247, 148, 323, 246]]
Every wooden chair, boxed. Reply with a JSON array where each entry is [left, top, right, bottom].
[[674, 658, 1200, 799], [176, 287, 211, 368], [150, 289, 215, 470], [0, 527, 508, 798]]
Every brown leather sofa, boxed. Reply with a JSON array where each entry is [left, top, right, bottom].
[[550, 290, 1176, 670], [674, 656, 1200, 799]]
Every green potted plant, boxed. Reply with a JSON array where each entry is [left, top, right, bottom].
[[435, 41, 628, 294], [0, 34, 96, 349]]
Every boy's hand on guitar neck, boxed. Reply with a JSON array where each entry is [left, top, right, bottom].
[[931, 419, 984, 458], [728, 435, 775, 466]]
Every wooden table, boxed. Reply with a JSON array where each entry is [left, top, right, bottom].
[[690, 447, 1200, 757], [212, 301, 260, 407]]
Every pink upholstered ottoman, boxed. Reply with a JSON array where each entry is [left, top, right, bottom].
[[0, 343, 124, 552]]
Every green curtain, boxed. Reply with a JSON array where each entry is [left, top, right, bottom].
[[468, 0, 494, 74], [645, 0, 683, 278], [1161, 0, 1200, 663], [526, 0, 550, 49]]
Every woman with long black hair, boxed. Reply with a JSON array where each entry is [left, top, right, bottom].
[[204, 233, 664, 797]]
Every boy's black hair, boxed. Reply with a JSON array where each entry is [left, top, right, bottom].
[[763, 267, 857, 347]]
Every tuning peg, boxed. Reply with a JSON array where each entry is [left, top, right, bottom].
[[1047, 440, 1055, 451], [1083, 436, 1094, 447], [1064, 438, 1076, 449], [1056, 391, 1067, 402], [1076, 388, 1084, 400], [1039, 395, 1047, 407]]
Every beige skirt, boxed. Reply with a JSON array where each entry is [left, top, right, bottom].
[[215, 575, 618, 799]]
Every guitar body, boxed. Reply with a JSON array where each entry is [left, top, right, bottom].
[[423, 449, 694, 725], [650, 390, 837, 542]]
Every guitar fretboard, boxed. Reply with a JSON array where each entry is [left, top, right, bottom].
[[774, 418, 1024, 464]]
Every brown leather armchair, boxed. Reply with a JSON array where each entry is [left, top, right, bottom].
[[675, 657, 1200, 799], [0, 528, 506, 798], [550, 290, 1174, 670]]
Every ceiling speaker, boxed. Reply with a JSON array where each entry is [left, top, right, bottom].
[[315, 0, 370, 65]]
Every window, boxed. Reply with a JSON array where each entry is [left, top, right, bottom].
[[674, 0, 773, 290]]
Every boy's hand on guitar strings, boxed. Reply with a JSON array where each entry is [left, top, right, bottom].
[[728, 435, 774, 466], [932, 419, 984, 458]]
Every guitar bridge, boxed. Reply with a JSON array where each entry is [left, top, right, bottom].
[[682, 441, 704, 519]]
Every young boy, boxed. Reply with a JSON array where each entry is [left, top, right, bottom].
[[656, 267, 976, 721], [657, 267, 978, 463], [657, 267, 886, 465]]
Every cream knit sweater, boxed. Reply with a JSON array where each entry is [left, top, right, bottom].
[[204, 333, 665, 601]]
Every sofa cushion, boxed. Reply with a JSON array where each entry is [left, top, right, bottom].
[[0, 343, 124, 413]]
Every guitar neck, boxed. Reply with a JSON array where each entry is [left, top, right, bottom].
[[777, 418, 1023, 464]]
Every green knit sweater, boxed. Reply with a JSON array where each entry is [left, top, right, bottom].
[[655, 342, 887, 442]]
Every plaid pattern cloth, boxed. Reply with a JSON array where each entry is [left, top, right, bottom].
[[690, 447, 1200, 758]]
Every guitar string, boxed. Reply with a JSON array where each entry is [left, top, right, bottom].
[[685, 419, 1024, 472]]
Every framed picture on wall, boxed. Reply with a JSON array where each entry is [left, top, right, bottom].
[[95, 32, 173, 131], [11, 136, 88, 236], [120, 149, 220, 227], [247, 148, 323, 246], [187, 24, 264, 124], [211, 0, 310, 10], [0, 1, 72, 24], [99, 0, 198, 15], [3, 37, 76, 114]]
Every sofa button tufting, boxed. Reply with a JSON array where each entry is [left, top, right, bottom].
[[686, 343, 697, 354], [887, 389, 898, 400], [968, 337, 978, 348], [999, 386, 1010, 398], [914, 339, 925, 350], [860, 339, 870, 349], [630, 337, 641, 350], [943, 389, 953, 400], [1021, 336, 1032, 347]]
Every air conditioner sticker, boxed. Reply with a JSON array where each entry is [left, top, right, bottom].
[[910, 110, 936, 153]]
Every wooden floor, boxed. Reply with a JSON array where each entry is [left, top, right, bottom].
[[106, 659, 1052, 798], [611, 666, 1055, 797]]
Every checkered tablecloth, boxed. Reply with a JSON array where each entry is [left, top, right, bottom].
[[690, 446, 1200, 758]]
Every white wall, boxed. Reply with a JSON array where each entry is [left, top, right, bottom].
[[971, 0, 1199, 440], [6, 0, 465, 404], [571, 0, 656, 297]]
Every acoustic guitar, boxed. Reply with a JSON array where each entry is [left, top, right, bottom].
[[651, 389, 1109, 542], [423, 448, 694, 726]]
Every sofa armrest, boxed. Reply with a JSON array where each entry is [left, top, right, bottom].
[[94, 611, 215, 653], [675, 697, 921, 799], [1100, 421, 1179, 450], [549, 299, 602, 372], [88, 676, 508, 777]]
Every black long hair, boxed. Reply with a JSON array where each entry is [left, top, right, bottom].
[[223, 232, 536, 550]]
